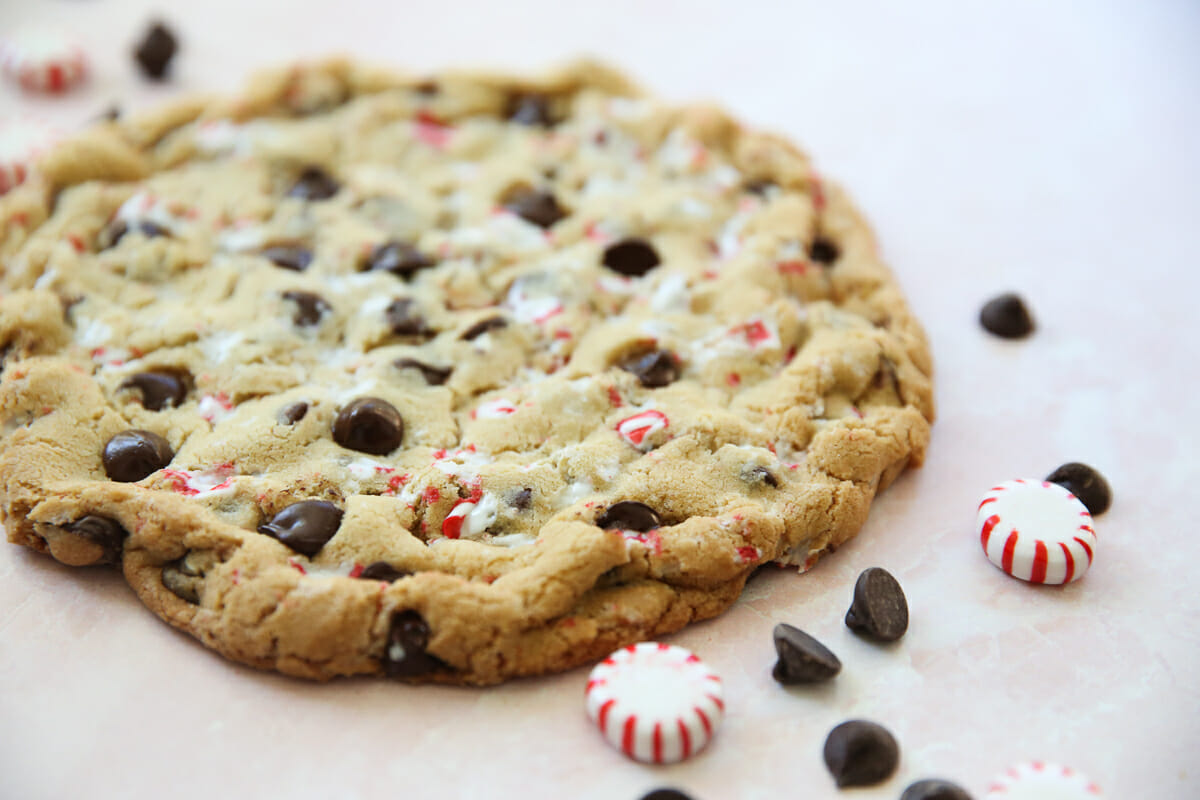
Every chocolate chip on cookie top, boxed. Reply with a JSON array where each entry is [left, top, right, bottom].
[[506, 93, 555, 127], [501, 187, 567, 228], [262, 244, 313, 272], [333, 397, 404, 455], [357, 561, 409, 582], [257, 500, 344, 557], [385, 298, 433, 337], [384, 610, 443, 677], [619, 349, 680, 388], [393, 358, 452, 386], [596, 501, 660, 532], [119, 370, 189, 410], [287, 166, 340, 200], [602, 238, 661, 277], [364, 241, 436, 278], [281, 291, 331, 326], [102, 430, 174, 482], [276, 401, 309, 424]]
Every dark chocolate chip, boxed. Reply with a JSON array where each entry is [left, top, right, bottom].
[[744, 178, 777, 196], [119, 370, 189, 410], [900, 778, 975, 800], [261, 244, 313, 272], [161, 560, 201, 603], [99, 105, 122, 123], [133, 21, 178, 80], [359, 561, 409, 582], [102, 429, 174, 482], [277, 401, 309, 425], [65, 515, 128, 565], [288, 166, 340, 201], [510, 487, 533, 511], [105, 219, 168, 249], [810, 236, 839, 265], [618, 349, 679, 388], [281, 290, 331, 326], [460, 316, 507, 341], [257, 500, 344, 557], [596, 501, 660, 533], [393, 357, 452, 386], [1046, 462, 1112, 515], [602, 238, 661, 277], [333, 397, 404, 455], [413, 79, 439, 96], [823, 720, 900, 788], [385, 298, 433, 337], [979, 292, 1034, 339], [772, 623, 841, 684], [507, 93, 555, 127], [640, 791, 694, 800], [502, 187, 567, 228], [845, 567, 909, 642], [749, 465, 779, 488], [365, 241, 436, 279], [384, 609, 443, 678]]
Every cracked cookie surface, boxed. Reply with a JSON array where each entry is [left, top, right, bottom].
[[0, 59, 933, 684]]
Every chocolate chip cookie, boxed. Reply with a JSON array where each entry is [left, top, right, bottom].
[[0, 58, 933, 684]]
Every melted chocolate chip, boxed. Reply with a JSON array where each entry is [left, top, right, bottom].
[[65, 515, 128, 565], [979, 292, 1034, 338], [385, 298, 433, 337], [281, 290, 330, 326], [772, 623, 842, 684], [744, 178, 777, 196], [618, 349, 679, 388], [507, 93, 555, 127], [333, 397, 404, 455], [596, 501, 660, 532], [510, 487, 533, 511], [1046, 462, 1111, 515], [365, 241, 436, 279], [384, 609, 443, 677], [823, 720, 900, 788], [845, 567, 908, 642], [102, 429, 174, 482], [359, 561, 409, 582], [288, 167, 340, 201], [162, 550, 218, 604], [119, 370, 189, 410], [257, 500, 344, 557], [502, 187, 567, 228], [460, 316, 507, 341], [900, 779, 974, 800], [640, 791, 694, 800], [393, 358, 452, 386], [133, 22, 178, 80], [105, 219, 168, 249], [413, 79, 439, 96], [602, 238, 661, 277], [749, 465, 779, 488], [810, 236, 840, 265], [277, 401, 309, 425], [262, 245, 313, 272]]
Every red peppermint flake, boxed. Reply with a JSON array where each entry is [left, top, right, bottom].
[[414, 110, 453, 149], [348, 563, 365, 578], [288, 559, 307, 575], [726, 373, 741, 388], [606, 385, 623, 407], [736, 546, 760, 563], [422, 485, 442, 504], [776, 260, 809, 275], [616, 409, 669, 449], [735, 320, 772, 347]]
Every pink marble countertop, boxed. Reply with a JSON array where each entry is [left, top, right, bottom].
[[2, 1, 1198, 797]]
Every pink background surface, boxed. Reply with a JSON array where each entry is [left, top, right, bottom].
[[2, 1, 1198, 798]]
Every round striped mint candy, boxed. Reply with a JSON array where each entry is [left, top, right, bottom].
[[585, 642, 724, 764], [1, 27, 89, 94], [986, 761, 1102, 798], [977, 479, 1096, 584]]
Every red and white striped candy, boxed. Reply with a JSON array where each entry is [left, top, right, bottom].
[[1, 27, 88, 94], [986, 761, 1102, 798], [0, 118, 58, 195], [585, 642, 723, 764], [615, 409, 668, 451], [977, 479, 1096, 584]]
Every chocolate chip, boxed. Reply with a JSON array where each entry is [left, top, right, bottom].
[[596, 501, 660, 532], [507, 93, 555, 127], [618, 349, 679, 388], [979, 292, 1034, 339], [257, 500, 344, 557], [105, 219, 169, 249], [277, 401, 309, 425], [102, 429, 174, 482], [748, 465, 779, 488], [359, 561, 409, 582], [1046, 462, 1111, 515], [384, 609, 443, 678], [393, 358, 452, 386], [119, 370, 189, 410], [640, 791, 694, 800], [510, 487, 533, 511], [333, 397, 404, 455], [161, 550, 218, 604], [413, 79, 439, 96], [99, 105, 122, 123], [772, 623, 841, 684], [288, 167, 340, 201], [133, 21, 178, 80], [64, 515, 128, 566], [364, 241, 436, 279], [823, 720, 900, 788], [460, 316, 507, 341], [900, 779, 974, 800], [385, 298, 433, 337], [502, 187, 567, 228], [744, 178, 777, 196], [845, 567, 908, 642], [602, 238, 661, 277], [262, 245, 313, 272], [810, 236, 839, 265]]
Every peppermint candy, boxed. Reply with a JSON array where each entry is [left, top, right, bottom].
[[2, 27, 88, 94], [615, 409, 668, 451], [986, 761, 1102, 798], [585, 642, 724, 764], [977, 479, 1097, 584]]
